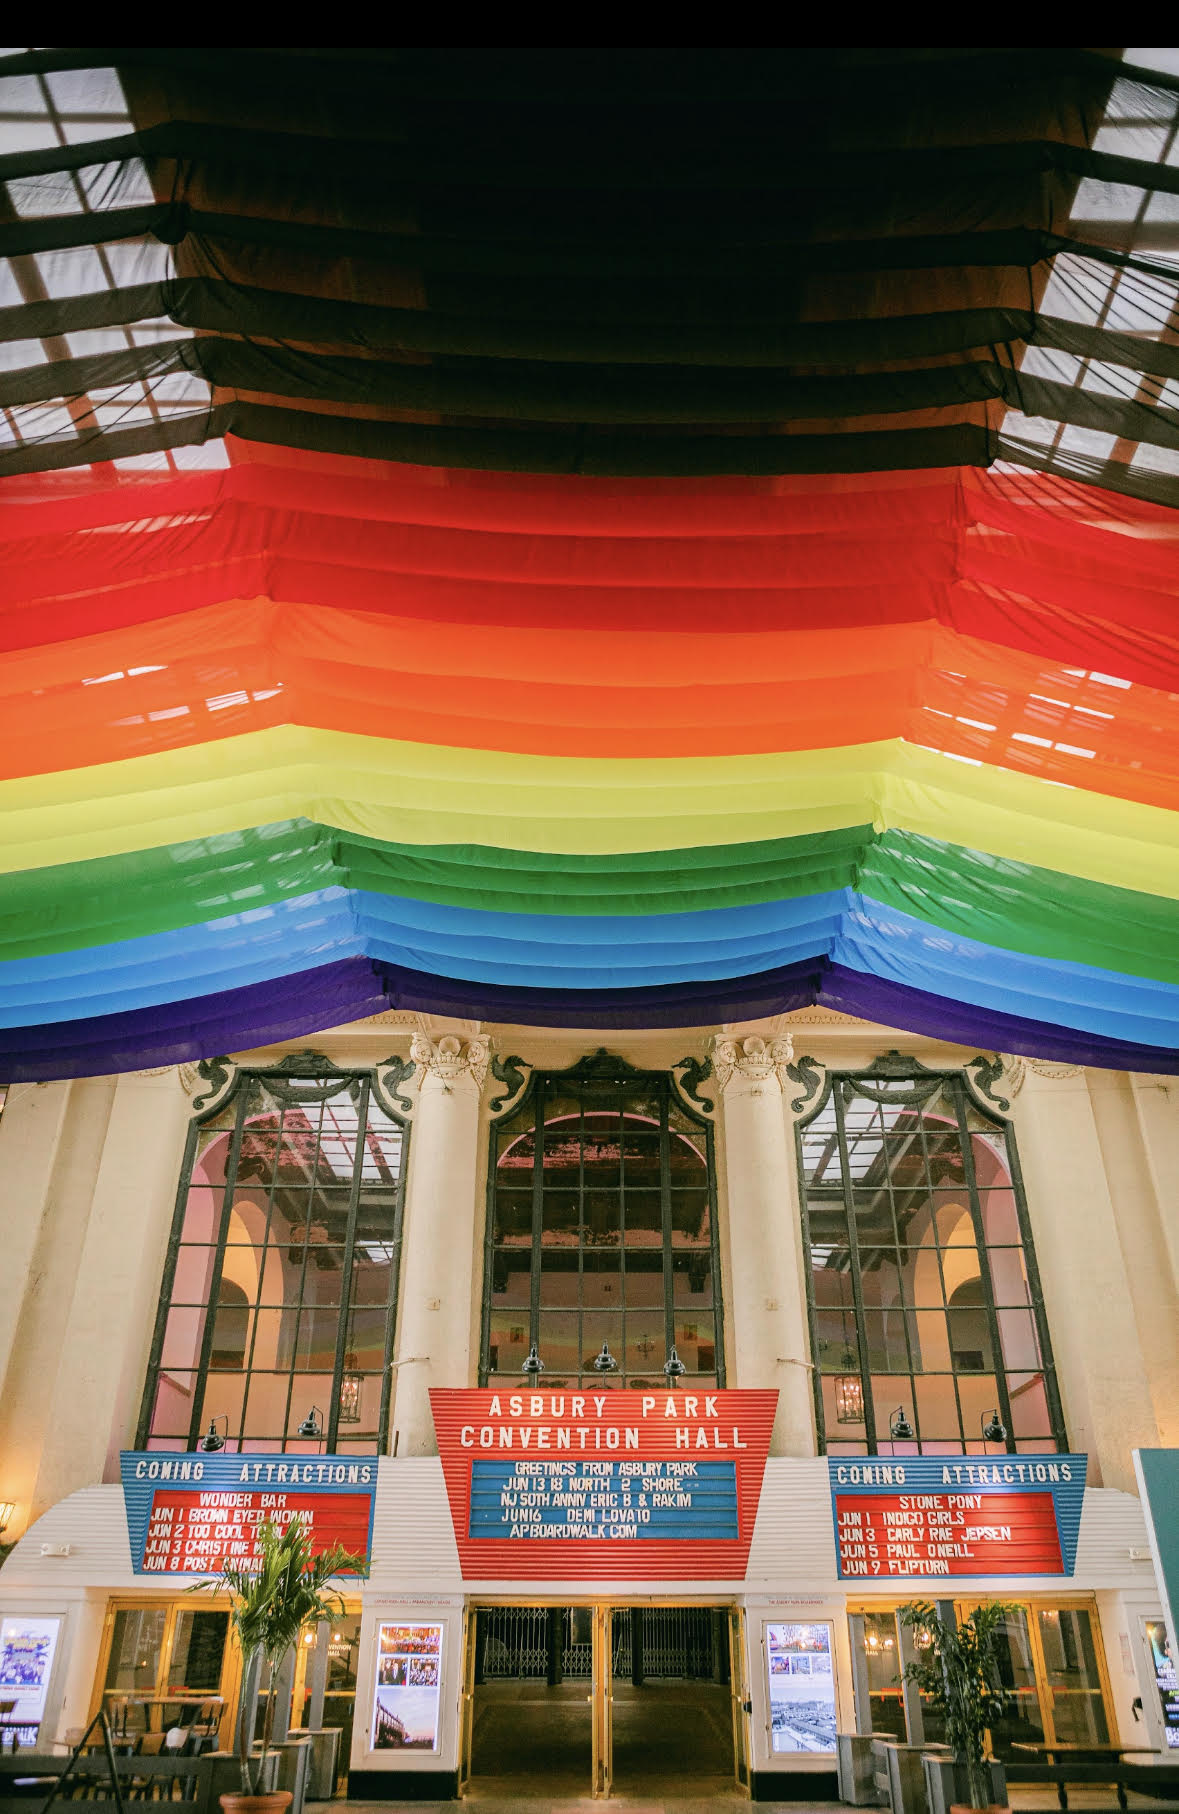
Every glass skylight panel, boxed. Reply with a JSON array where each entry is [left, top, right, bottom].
[[0, 56, 218, 474]]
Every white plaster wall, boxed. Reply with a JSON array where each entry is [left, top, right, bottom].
[[1008, 1067, 1160, 1492]]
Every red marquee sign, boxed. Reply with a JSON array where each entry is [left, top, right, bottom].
[[430, 1387, 777, 1580]]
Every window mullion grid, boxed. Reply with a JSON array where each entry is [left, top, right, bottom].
[[619, 1098, 629, 1389], [284, 1097, 331, 1452], [136, 1115, 201, 1447], [528, 1077, 546, 1356], [834, 1086, 877, 1451], [1003, 1122, 1068, 1453], [659, 1087, 675, 1379], [953, 1086, 1016, 1453], [238, 1094, 293, 1443], [885, 1119, 922, 1443], [186, 1092, 252, 1450], [705, 1119, 725, 1388], [377, 1102, 409, 1449], [795, 1115, 827, 1450], [479, 1108, 502, 1387], [325, 1078, 369, 1451]]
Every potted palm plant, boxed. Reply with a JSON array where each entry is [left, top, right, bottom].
[[898, 1600, 1015, 1814], [190, 1517, 365, 1814]]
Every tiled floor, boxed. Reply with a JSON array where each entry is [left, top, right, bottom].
[[317, 1791, 1179, 1812], [318, 1800, 841, 1812]]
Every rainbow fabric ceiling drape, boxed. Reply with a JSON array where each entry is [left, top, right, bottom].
[[4, 47, 1179, 1078]]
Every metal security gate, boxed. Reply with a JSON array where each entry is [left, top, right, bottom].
[[478, 1606, 550, 1677], [477, 1605, 722, 1682], [613, 1607, 718, 1679]]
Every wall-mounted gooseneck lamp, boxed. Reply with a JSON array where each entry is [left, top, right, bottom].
[[296, 1406, 324, 1440], [593, 1342, 618, 1373], [664, 1346, 687, 1383], [198, 1415, 227, 1453], [889, 1406, 915, 1442], [981, 1409, 1007, 1446], [521, 1345, 545, 1375]]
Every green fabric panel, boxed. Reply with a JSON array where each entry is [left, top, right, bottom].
[[2, 823, 1179, 991], [861, 833, 1179, 985], [0, 823, 873, 958]]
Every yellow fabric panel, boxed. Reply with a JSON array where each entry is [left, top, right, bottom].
[[0, 725, 1177, 897]]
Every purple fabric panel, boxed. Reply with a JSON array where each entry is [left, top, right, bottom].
[[377, 958, 824, 1029], [3, 954, 1178, 1082], [820, 964, 1179, 1075], [0, 958, 389, 1081]]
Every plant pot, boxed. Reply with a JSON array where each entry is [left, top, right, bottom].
[[219, 1794, 292, 1814]]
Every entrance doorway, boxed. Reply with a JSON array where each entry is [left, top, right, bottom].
[[461, 1603, 748, 1800], [848, 1598, 1115, 1755], [609, 1606, 742, 1796]]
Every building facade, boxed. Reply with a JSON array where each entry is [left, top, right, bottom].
[[1, 1008, 1177, 1799]]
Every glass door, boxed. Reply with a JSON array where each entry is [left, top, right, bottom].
[[984, 1607, 1046, 1753], [458, 1607, 476, 1795], [591, 1605, 613, 1800], [98, 1602, 234, 1745], [728, 1607, 751, 1790], [1034, 1609, 1110, 1746]]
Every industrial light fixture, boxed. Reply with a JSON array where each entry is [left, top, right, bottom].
[[198, 1415, 227, 1453], [296, 1406, 324, 1439], [834, 1344, 864, 1425], [889, 1406, 915, 1442], [664, 1346, 686, 1381], [981, 1408, 1007, 1445], [338, 1352, 363, 1424], [0, 1502, 14, 1537], [521, 1344, 545, 1375], [592, 1342, 618, 1373]]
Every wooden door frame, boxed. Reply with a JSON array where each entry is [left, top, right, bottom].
[[464, 1594, 745, 1801]]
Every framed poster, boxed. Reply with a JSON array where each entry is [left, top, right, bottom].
[[1145, 1618, 1179, 1750], [0, 1615, 62, 1741], [764, 1620, 837, 1754], [371, 1622, 444, 1752]]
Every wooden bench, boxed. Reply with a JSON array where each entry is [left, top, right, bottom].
[[1006, 1758, 1179, 1811], [0, 1751, 217, 1813]]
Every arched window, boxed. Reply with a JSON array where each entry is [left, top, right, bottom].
[[481, 1052, 722, 1389], [138, 1054, 410, 1454], [796, 1056, 1064, 1456]]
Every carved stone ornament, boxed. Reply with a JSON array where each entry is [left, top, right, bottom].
[[409, 1031, 491, 1092], [489, 1052, 531, 1117], [711, 1032, 795, 1094], [998, 1054, 1084, 1097], [672, 1053, 716, 1116], [373, 1053, 417, 1117], [192, 1055, 238, 1114]]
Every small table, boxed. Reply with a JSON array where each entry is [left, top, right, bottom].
[[1011, 1743, 1162, 1760], [108, 1694, 224, 1737], [1009, 1742, 1166, 1810]]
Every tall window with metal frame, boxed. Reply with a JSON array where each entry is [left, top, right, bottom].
[[138, 1055, 410, 1455], [481, 1052, 723, 1390], [796, 1056, 1065, 1456]]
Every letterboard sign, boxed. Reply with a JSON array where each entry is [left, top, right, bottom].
[[120, 1451, 376, 1576], [828, 1454, 1087, 1581], [431, 1387, 777, 1580]]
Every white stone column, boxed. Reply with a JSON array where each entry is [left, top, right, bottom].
[[1087, 1070, 1179, 1447], [390, 1033, 488, 1456], [1129, 1073, 1179, 1301], [713, 1034, 815, 1456], [1006, 1059, 1159, 1491], [0, 1077, 118, 1537], [0, 1081, 73, 1399], [29, 1068, 194, 1522]]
